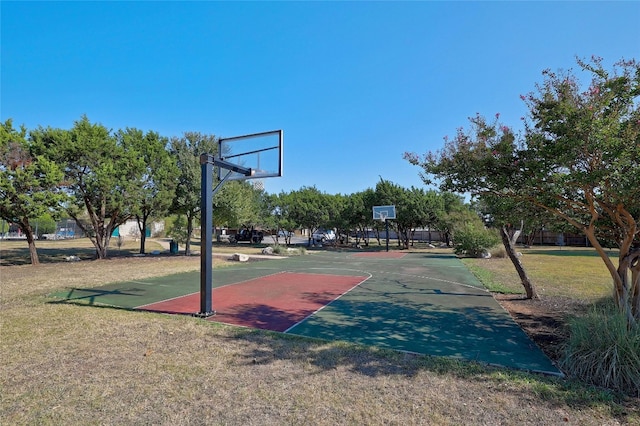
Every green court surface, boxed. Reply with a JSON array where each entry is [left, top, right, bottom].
[[51, 251, 560, 375]]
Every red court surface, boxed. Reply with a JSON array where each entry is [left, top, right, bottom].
[[350, 252, 407, 259], [137, 272, 368, 332]]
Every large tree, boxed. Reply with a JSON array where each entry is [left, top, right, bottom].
[[287, 186, 330, 246], [345, 189, 377, 246], [0, 119, 66, 265], [406, 188, 444, 247], [265, 191, 300, 245], [169, 132, 218, 255], [373, 179, 444, 249], [406, 57, 640, 325], [32, 116, 145, 259], [117, 128, 178, 254], [213, 180, 265, 231]]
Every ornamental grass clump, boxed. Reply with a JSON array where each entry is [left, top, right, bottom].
[[560, 302, 640, 397]]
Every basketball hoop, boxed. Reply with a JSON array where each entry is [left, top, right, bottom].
[[372, 205, 396, 252], [198, 130, 283, 317]]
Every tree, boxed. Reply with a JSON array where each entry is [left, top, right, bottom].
[[371, 180, 445, 249], [287, 186, 329, 246], [32, 213, 57, 239], [471, 194, 541, 298], [213, 180, 263, 230], [406, 188, 444, 247], [265, 191, 299, 245], [169, 132, 218, 255], [406, 57, 640, 324], [325, 193, 349, 246], [32, 116, 145, 259], [343, 190, 375, 246], [434, 192, 467, 247], [117, 128, 178, 254], [0, 119, 66, 265], [374, 179, 409, 248]]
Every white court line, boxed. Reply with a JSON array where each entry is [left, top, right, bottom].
[[296, 266, 487, 292], [284, 272, 373, 333]]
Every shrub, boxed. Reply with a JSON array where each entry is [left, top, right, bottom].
[[271, 244, 285, 255], [489, 245, 507, 258], [559, 302, 640, 397], [452, 223, 500, 257], [271, 245, 307, 256]]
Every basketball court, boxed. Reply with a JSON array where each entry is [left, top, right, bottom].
[[51, 250, 561, 375], [50, 130, 560, 375]]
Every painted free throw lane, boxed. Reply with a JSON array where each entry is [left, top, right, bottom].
[[138, 272, 368, 332]]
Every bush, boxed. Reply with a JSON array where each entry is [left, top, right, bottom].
[[452, 223, 500, 257], [271, 245, 307, 256], [489, 245, 507, 258], [559, 303, 640, 397], [271, 244, 285, 255]]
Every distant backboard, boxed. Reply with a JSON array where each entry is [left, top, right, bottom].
[[373, 205, 396, 221], [218, 130, 283, 181]]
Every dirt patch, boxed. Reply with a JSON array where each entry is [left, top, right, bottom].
[[493, 294, 590, 365]]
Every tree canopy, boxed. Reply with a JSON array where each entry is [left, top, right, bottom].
[[169, 132, 217, 255], [0, 119, 66, 264], [117, 128, 178, 254], [31, 116, 146, 259], [406, 57, 640, 324]]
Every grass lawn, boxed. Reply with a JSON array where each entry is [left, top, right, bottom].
[[1, 240, 638, 424], [462, 246, 616, 301]]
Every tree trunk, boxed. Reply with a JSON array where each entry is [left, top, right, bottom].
[[136, 214, 148, 254], [185, 212, 194, 256], [616, 248, 640, 326], [23, 219, 40, 265], [96, 232, 109, 259], [583, 224, 639, 326], [500, 226, 538, 299], [631, 252, 640, 324]]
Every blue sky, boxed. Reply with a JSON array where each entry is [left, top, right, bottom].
[[2, 1, 639, 195]]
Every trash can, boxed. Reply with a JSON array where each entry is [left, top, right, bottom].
[[169, 240, 178, 254]]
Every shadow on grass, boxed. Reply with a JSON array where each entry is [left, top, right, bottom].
[[0, 245, 185, 266], [524, 248, 619, 258], [48, 297, 138, 313], [0, 246, 100, 265], [45, 290, 638, 420], [227, 327, 637, 421]]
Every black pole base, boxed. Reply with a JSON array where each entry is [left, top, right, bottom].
[[193, 311, 216, 318]]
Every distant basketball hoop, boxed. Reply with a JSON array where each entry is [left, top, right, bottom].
[[372, 205, 396, 221], [373, 205, 396, 252]]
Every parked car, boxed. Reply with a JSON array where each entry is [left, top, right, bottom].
[[312, 229, 335, 243], [231, 228, 264, 243], [277, 230, 293, 237]]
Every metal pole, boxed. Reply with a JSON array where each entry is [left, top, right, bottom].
[[385, 219, 389, 252], [199, 154, 214, 317]]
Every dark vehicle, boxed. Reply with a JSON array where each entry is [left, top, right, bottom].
[[231, 227, 264, 244]]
